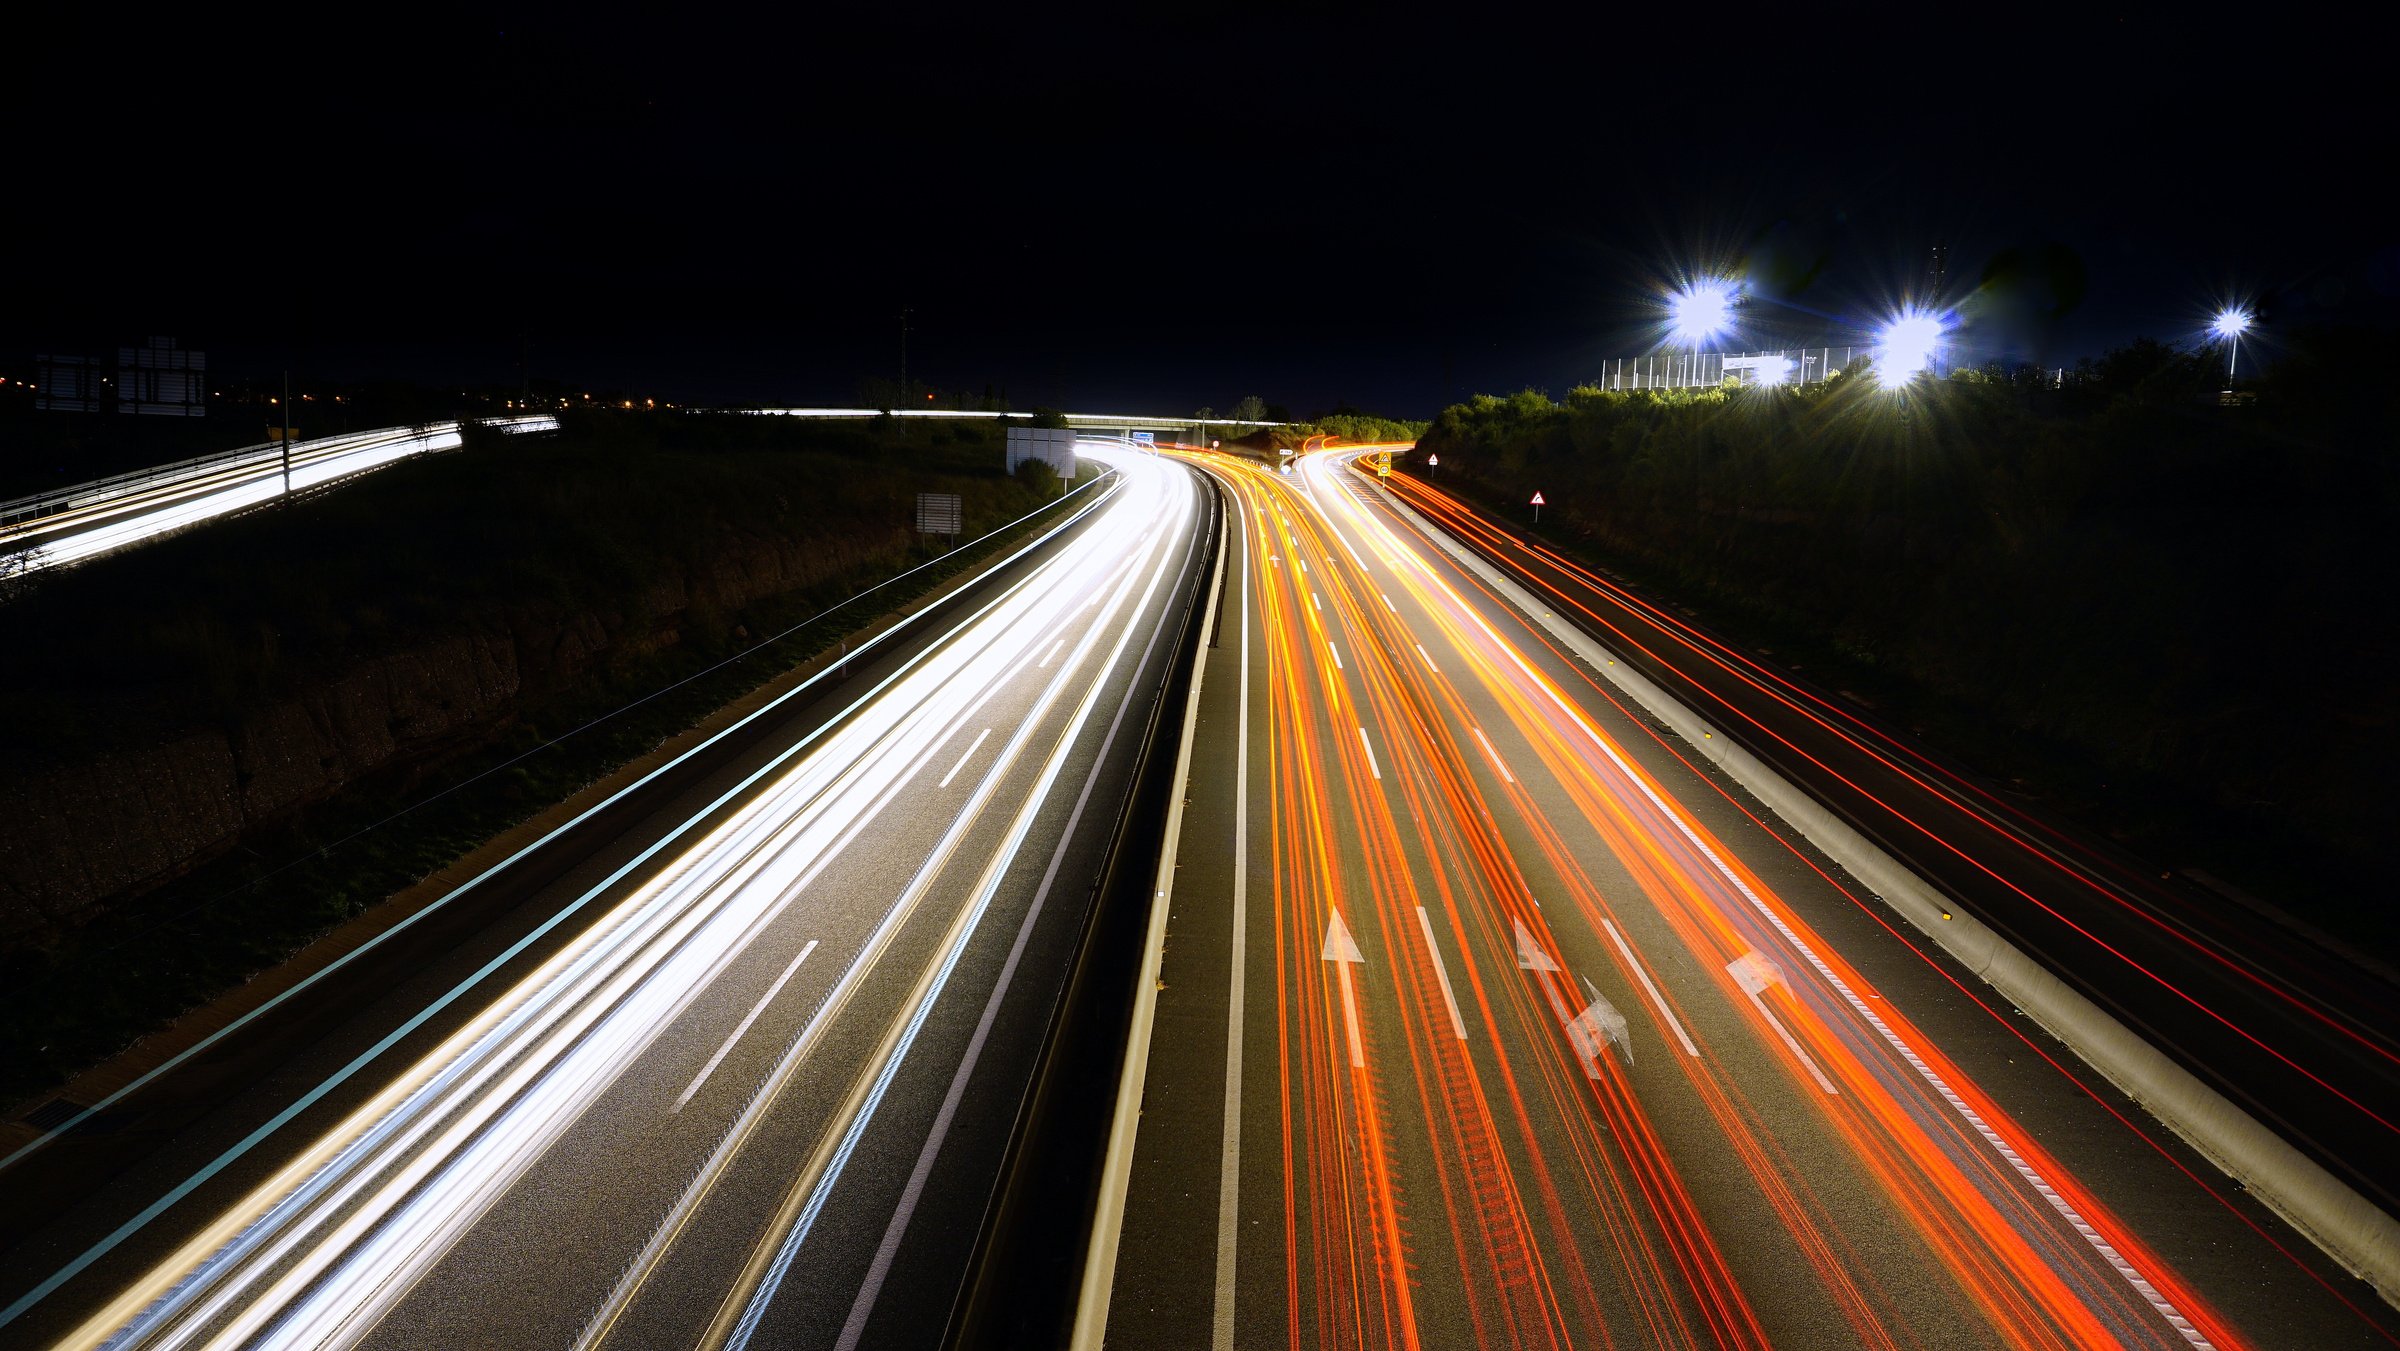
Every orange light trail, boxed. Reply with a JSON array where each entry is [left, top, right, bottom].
[[1167, 443, 2266, 1350]]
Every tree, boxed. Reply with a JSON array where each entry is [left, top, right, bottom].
[[1, 544, 43, 604], [1230, 395, 1266, 423]]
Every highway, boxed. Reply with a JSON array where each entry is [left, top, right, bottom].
[[1102, 448, 2397, 1349], [0, 441, 1213, 1349], [0, 417, 556, 574]]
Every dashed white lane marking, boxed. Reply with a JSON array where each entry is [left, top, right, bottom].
[[1470, 727, 1515, 784], [1601, 918, 1699, 1057], [938, 727, 994, 789], [1357, 727, 1381, 780], [1415, 907, 1470, 1041], [675, 940, 820, 1112]]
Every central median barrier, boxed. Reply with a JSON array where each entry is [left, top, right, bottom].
[[941, 467, 1225, 1349]]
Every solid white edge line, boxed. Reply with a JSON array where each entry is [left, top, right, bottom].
[[674, 942, 820, 1112], [1414, 907, 1470, 1041]]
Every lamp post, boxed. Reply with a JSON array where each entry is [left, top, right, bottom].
[[2212, 307, 2253, 387]]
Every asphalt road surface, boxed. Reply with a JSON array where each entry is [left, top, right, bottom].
[[1104, 449, 2396, 1350], [0, 441, 1211, 1350]]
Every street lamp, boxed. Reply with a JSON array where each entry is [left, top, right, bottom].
[[2212, 307, 2253, 386], [1875, 310, 1946, 388], [1668, 282, 1736, 388]]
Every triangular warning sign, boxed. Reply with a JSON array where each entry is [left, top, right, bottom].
[[1530, 491, 1546, 506], [1322, 910, 1365, 964], [1514, 918, 1560, 971]]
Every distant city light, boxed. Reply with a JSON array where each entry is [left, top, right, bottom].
[[1668, 282, 1737, 344], [1875, 310, 1946, 388]]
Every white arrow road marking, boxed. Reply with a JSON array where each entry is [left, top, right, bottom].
[[1413, 907, 1469, 1041], [1324, 910, 1367, 1068], [1569, 977, 1632, 1066], [1728, 950, 1838, 1095], [1514, 917, 1560, 972], [1601, 918, 1698, 1057]]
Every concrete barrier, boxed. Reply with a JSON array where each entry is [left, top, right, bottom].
[[1376, 484, 2400, 1308]]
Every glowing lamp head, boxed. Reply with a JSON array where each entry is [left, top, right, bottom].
[[1668, 282, 1736, 345], [1756, 355, 1796, 387], [1876, 311, 1947, 388], [2211, 307, 2252, 340]]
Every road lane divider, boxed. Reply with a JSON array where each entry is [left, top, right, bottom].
[[1471, 726, 1516, 784], [1603, 917, 1701, 1058], [1414, 907, 1471, 1042], [938, 728, 994, 789], [675, 941, 820, 1113]]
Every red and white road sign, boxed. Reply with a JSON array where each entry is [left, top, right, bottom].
[[1530, 491, 1546, 506]]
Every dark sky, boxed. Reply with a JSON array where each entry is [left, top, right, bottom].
[[7, 9, 2389, 416]]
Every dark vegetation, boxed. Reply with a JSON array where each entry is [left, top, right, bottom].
[[0, 410, 1085, 1103], [1413, 330, 2398, 954]]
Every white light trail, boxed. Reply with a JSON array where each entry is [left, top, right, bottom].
[[51, 444, 1196, 1351]]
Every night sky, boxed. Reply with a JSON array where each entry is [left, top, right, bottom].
[[7, 9, 2387, 416]]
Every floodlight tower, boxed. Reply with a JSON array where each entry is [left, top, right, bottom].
[[1876, 310, 1947, 388], [2212, 307, 2253, 387], [1669, 282, 1735, 388]]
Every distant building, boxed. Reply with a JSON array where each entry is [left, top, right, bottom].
[[32, 337, 206, 416], [117, 337, 205, 417], [33, 353, 107, 412]]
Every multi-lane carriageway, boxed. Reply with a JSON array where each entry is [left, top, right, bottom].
[[0, 444, 1213, 1349], [1099, 447, 2396, 1349]]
